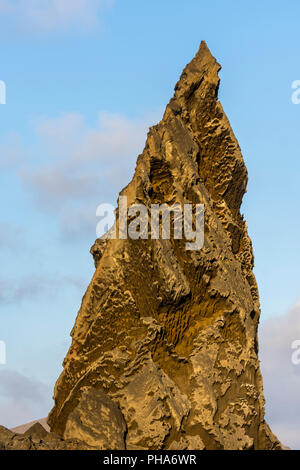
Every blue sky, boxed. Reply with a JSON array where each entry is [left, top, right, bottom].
[[0, 0, 299, 448]]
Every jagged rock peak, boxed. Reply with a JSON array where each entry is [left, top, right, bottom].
[[174, 40, 221, 97], [47, 42, 282, 450]]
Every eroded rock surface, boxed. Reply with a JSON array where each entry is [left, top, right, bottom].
[[64, 388, 127, 449], [46, 41, 282, 450]]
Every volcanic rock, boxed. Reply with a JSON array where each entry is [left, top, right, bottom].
[[46, 41, 282, 450], [0, 425, 93, 450], [64, 388, 127, 449]]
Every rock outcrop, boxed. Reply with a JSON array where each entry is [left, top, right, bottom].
[[64, 388, 127, 449], [11, 418, 50, 434], [0, 423, 93, 450], [47, 41, 281, 450]]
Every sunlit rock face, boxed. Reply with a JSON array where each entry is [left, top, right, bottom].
[[48, 41, 282, 450]]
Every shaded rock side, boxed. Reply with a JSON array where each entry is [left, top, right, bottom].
[[48, 41, 282, 450], [64, 388, 127, 449]]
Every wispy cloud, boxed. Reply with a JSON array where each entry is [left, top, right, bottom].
[[0, 222, 26, 252], [259, 300, 300, 449], [0, 274, 86, 305], [0, 369, 52, 428], [0, 0, 114, 33], [19, 110, 160, 240]]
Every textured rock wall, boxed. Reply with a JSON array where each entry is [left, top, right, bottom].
[[48, 41, 281, 450]]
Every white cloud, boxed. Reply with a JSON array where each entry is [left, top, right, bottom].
[[34, 111, 153, 166], [259, 300, 300, 449], [20, 110, 160, 240], [0, 0, 114, 33]]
